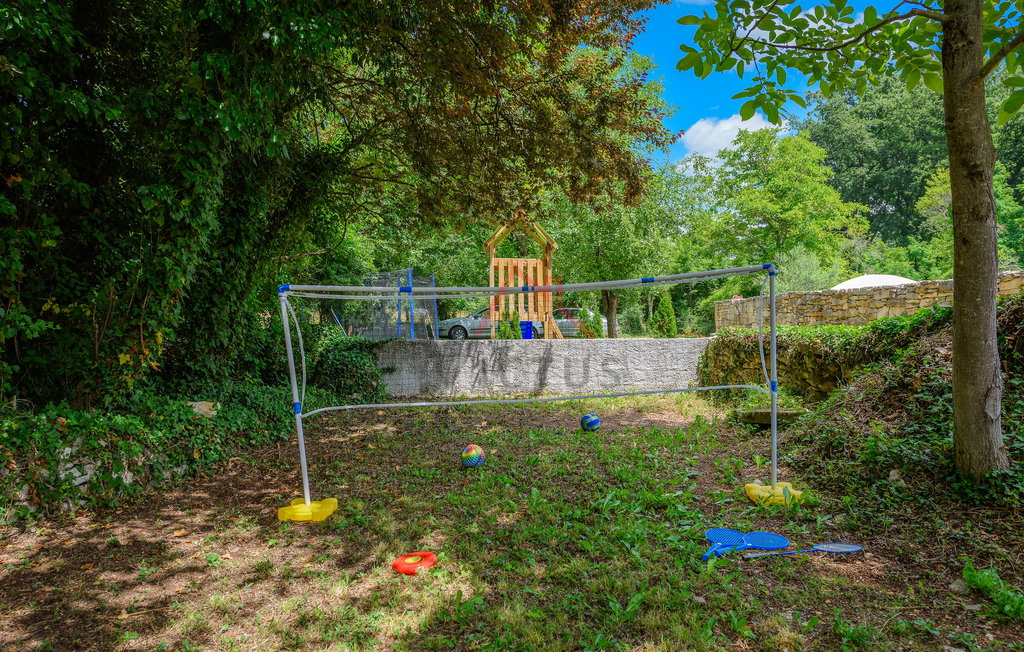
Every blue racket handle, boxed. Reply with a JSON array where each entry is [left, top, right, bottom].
[[712, 543, 741, 557], [702, 543, 723, 561]]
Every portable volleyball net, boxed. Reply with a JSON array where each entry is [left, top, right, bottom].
[[275, 263, 797, 521]]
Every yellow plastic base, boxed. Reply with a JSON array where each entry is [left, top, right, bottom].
[[278, 497, 338, 522], [744, 482, 805, 506]]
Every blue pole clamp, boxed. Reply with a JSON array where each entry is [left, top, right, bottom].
[[278, 284, 291, 294], [641, 277, 655, 284], [293, 401, 301, 414], [770, 381, 778, 393]]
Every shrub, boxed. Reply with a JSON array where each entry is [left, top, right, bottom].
[[0, 380, 318, 520], [311, 333, 391, 404], [650, 289, 678, 338], [494, 311, 524, 340]]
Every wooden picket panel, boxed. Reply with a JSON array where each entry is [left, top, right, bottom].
[[484, 214, 562, 339], [488, 257, 561, 338]]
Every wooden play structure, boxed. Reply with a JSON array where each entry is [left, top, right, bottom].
[[483, 212, 562, 339]]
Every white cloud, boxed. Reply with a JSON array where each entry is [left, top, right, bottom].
[[679, 113, 776, 157]]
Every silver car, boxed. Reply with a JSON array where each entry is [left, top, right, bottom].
[[439, 307, 606, 339], [437, 307, 495, 340], [545, 307, 607, 338]]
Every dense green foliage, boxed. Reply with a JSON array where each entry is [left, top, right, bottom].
[[798, 79, 947, 244], [1, 0, 673, 407], [650, 288, 678, 338], [0, 381, 322, 518], [699, 305, 955, 398], [668, 129, 866, 333], [787, 296, 1024, 505], [311, 334, 391, 405]]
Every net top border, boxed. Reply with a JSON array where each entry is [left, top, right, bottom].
[[277, 264, 775, 297]]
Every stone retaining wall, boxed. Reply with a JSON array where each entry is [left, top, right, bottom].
[[378, 338, 711, 397], [715, 270, 1024, 330]]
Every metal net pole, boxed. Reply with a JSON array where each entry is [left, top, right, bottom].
[[278, 291, 312, 506], [769, 267, 779, 489]]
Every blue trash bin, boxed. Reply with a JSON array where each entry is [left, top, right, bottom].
[[519, 321, 533, 339]]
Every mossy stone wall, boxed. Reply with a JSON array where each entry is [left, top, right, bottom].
[[715, 271, 1024, 330]]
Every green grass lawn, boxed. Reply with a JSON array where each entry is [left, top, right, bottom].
[[2, 395, 1022, 651]]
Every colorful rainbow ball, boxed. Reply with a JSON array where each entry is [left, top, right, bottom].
[[462, 444, 486, 467], [581, 414, 600, 432]]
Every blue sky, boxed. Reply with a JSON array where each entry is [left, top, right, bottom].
[[630, 0, 880, 161], [631, 1, 779, 161]]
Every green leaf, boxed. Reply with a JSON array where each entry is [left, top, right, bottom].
[[922, 72, 944, 94], [676, 53, 702, 72], [999, 90, 1024, 125], [740, 99, 757, 121], [677, 15, 704, 26], [906, 68, 922, 90]]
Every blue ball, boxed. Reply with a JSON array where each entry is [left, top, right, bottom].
[[581, 414, 600, 432]]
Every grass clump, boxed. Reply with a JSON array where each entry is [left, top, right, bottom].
[[963, 558, 1024, 621]]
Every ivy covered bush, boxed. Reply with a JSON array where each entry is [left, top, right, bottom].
[[311, 333, 392, 405], [786, 295, 1024, 506], [0, 381, 329, 520]]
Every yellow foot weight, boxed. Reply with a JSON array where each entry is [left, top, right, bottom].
[[277, 497, 338, 522]]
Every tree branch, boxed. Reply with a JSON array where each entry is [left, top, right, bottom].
[[979, 28, 1024, 81], [730, 8, 945, 57]]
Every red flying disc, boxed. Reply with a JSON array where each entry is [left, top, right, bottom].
[[392, 551, 438, 575]]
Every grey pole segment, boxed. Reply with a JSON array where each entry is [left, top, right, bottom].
[[431, 274, 439, 340], [278, 291, 312, 506], [769, 267, 778, 490]]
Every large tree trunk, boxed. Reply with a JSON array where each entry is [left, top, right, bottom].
[[601, 289, 619, 338], [943, 0, 1011, 477]]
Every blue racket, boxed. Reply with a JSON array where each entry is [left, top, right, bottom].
[[702, 528, 744, 561], [712, 531, 789, 557], [742, 542, 862, 560]]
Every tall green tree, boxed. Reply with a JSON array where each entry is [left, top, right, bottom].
[[797, 76, 948, 244], [670, 129, 864, 332], [682, 129, 866, 267], [677, 0, 1023, 477], [545, 165, 683, 337]]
